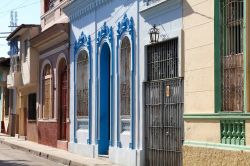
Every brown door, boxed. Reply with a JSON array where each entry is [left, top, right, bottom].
[[60, 67, 68, 140]]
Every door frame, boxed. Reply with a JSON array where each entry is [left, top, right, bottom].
[[95, 22, 115, 152], [98, 42, 111, 155], [59, 66, 68, 140], [56, 55, 68, 141]]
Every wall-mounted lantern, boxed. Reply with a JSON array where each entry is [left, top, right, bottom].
[[149, 24, 159, 43]]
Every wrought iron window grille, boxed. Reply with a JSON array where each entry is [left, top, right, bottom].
[[220, 0, 244, 112], [147, 38, 178, 81], [76, 51, 89, 130]]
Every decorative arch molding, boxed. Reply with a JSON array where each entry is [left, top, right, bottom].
[[56, 53, 68, 68], [97, 22, 113, 47], [73, 32, 92, 144], [116, 14, 135, 149], [117, 14, 135, 41], [95, 22, 115, 147], [39, 59, 53, 120], [74, 32, 91, 55]]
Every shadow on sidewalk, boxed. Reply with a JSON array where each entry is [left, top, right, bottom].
[[0, 160, 30, 166]]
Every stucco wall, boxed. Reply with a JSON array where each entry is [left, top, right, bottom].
[[185, 120, 220, 143], [183, 145, 250, 166], [37, 44, 69, 147], [27, 122, 38, 142], [183, 0, 214, 114], [65, 0, 183, 165], [67, 0, 139, 151]]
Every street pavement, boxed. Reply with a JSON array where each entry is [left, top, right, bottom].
[[0, 143, 64, 166], [0, 133, 119, 166]]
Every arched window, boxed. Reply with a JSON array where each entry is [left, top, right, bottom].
[[77, 50, 89, 129], [42, 64, 52, 119], [120, 37, 131, 130]]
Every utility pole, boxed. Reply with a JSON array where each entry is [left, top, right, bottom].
[[10, 10, 18, 31], [0, 11, 18, 38]]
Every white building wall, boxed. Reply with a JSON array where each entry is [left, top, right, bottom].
[[138, 0, 183, 150], [65, 0, 183, 165]]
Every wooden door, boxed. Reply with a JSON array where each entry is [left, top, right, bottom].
[[60, 67, 68, 140]]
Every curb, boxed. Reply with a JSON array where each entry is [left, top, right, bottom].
[[0, 138, 89, 166]]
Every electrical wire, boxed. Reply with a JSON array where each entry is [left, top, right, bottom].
[[0, 0, 39, 15]]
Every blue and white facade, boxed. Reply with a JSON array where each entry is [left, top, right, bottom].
[[63, 0, 183, 165]]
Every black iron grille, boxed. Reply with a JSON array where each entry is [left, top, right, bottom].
[[147, 38, 178, 81]]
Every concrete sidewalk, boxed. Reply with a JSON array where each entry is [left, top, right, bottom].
[[0, 133, 119, 166]]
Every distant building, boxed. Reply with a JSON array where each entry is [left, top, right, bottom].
[[0, 57, 10, 134], [6, 24, 40, 140]]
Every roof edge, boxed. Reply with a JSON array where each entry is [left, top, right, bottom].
[[6, 24, 40, 41]]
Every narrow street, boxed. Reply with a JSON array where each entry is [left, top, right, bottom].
[[0, 143, 64, 166]]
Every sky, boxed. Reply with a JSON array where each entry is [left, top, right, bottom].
[[0, 0, 40, 57]]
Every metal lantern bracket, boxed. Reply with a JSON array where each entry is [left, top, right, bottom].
[[149, 24, 160, 43]]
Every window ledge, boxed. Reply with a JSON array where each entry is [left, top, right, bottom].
[[38, 119, 57, 123], [121, 131, 131, 135], [184, 141, 249, 151], [184, 113, 250, 120], [27, 120, 36, 123]]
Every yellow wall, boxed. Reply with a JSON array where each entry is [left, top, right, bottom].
[[18, 95, 26, 136], [183, 0, 214, 114], [17, 86, 37, 137], [185, 120, 220, 143]]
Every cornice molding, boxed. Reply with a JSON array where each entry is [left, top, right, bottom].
[[63, 0, 113, 22], [140, 0, 181, 20]]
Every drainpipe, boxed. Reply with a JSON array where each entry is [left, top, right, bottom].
[[137, 0, 140, 150], [94, 0, 98, 157]]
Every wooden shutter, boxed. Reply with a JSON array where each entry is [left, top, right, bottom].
[[44, 78, 51, 118], [43, 64, 52, 119]]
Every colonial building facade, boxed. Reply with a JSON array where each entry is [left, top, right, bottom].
[[183, 0, 250, 165], [30, 0, 70, 150], [4, 0, 250, 166], [64, 0, 183, 165]]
